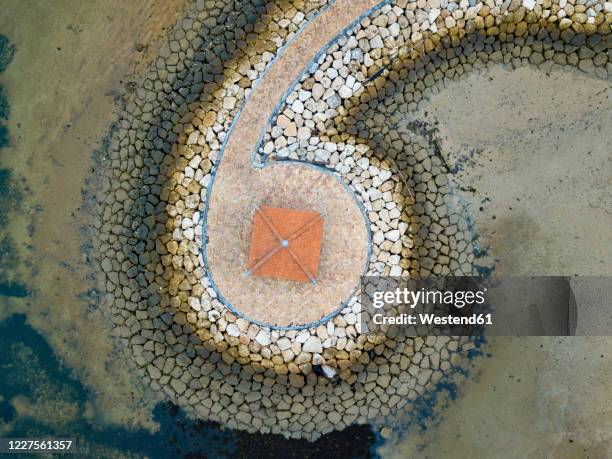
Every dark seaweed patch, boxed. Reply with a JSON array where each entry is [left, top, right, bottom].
[[0, 399, 16, 423], [0, 169, 24, 295], [0, 281, 29, 298], [0, 124, 8, 149], [0, 236, 17, 269], [0, 34, 15, 73], [232, 424, 376, 459], [0, 168, 20, 232], [0, 169, 28, 297], [0, 34, 14, 149], [0, 86, 8, 120]]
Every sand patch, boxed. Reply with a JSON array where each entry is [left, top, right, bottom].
[[421, 65, 612, 275]]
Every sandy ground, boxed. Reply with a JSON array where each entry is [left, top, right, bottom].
[[422, 64, 612, 277], [0, 0, 187, 430], [380, 337, 612, 458], [378, 64, 612, 457]]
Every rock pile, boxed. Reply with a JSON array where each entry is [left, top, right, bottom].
[[92, 0, 611, 440]]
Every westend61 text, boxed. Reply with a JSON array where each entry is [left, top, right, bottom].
[[372, 312, 493, 326]]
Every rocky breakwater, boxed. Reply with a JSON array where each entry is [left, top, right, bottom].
[[92, 0, 611, 441]]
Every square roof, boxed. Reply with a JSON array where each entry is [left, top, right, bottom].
[[247, 205, 324, 283]]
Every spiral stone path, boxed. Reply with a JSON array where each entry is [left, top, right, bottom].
[[206, 0, 377, 328], [94, 0, 611, 441]]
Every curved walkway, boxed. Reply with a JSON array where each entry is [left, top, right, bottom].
[[205, 0, 381, 327]]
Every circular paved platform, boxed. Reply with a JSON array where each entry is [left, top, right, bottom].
[[206, 163, 369, 327]]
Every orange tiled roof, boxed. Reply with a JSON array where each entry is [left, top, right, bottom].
[[247, 205, 324, 283]]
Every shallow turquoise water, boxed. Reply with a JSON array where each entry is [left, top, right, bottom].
[[0, 313, 379, 458]]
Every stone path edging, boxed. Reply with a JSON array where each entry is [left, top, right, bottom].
[[204, 0, 384, 329]]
